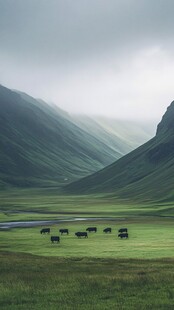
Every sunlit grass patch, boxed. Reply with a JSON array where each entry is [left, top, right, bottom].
[[0, 220, 174, 259]]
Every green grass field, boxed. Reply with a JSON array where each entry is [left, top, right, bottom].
[[0, 219, 174, 259], [1, 252, 174, 310], [0, 188, 174, 220], [0, 189, 174, 309]]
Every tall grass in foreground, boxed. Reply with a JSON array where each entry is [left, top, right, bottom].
[[0, 252, 174, 310]]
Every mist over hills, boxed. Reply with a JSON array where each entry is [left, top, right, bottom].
[[70, 115, 156, 156], [65, 101, 174, 202], [0, 84, 154, 188]]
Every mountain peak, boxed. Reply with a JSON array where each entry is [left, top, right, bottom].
[[156, 101, 174, 136]]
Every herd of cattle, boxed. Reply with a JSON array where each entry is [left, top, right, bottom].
[[40, 227, 129, 243]]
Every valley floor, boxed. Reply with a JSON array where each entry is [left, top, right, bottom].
[[0, 189, 174, 309]]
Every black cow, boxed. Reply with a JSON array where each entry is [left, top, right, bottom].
[[51, 236, 60, 243], [103, 227, 111, 233], [75, 232, 88, 238], [118, 228, 128, 233], [40, 228, 50, 234], [86, 227, 97, 233], [59, 229, 69, 235], [118, 233, 128, 239]]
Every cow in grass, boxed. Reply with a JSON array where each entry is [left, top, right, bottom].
[[86, 227, 97, 233], [118, 228, 128, 233], [75, 232, 88, 238], [118, 233, 128, 239], [103, 227, 111, 233], [51, 236, 60, 243], [59, 229, 69, 235], [40, 228, 50, 234]]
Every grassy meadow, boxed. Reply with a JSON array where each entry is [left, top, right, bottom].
[[0, 219, 174, 259], [0, 188, 174, 309], [1, 251, 174, 310], [0, 188, 174, 220]]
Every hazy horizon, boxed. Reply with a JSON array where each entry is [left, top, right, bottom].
[[1, 0, 174, 120]]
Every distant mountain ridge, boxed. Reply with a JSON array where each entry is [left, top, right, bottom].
[[0, 84, 155, 188], [71, 115, 156, 156], [65, 101, 174, 202]]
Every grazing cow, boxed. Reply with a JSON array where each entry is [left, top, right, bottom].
[[75, 232, 88, 238], [103, 227, 111, 233], [86, 227, 97, 233], [40, 228, 50, 234], [118, 228, 128, 233], [59, 229, 69, 235], [118, 233, 129, 239], [51, 236, 60, 243]]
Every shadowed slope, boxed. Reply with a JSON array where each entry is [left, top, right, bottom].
[[65, 101, 174, 202], [0, 84, 156, 188], [0, 85, 120, 187]]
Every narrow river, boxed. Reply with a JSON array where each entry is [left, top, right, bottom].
[[0, 217, 125, 229]]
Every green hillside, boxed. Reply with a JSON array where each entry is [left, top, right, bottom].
[[0, 85, 120, 187], [65, 101, 174, 202], [1, 85, 153, 189]]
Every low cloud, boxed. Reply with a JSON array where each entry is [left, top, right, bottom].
[[0, 0, 174, 120]]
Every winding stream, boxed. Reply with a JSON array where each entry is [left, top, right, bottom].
[[0, 217, 125, 229]]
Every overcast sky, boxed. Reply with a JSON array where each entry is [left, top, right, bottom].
[[0, 0, 174, 120]]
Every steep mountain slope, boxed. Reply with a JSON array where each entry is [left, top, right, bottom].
[[1, 84, 152, 189], [0, 85, 124, 187], [65, 101, 174, 202], [0, 84, 156, 189]]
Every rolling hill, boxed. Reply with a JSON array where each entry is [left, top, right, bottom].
[[0, 84, 154, 188], [65, 101, 174, 202]]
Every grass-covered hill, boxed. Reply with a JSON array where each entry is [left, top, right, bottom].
[[0, 85, 116, 187], [65, 101, 174, 202], [0, 85, 153, 188]]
